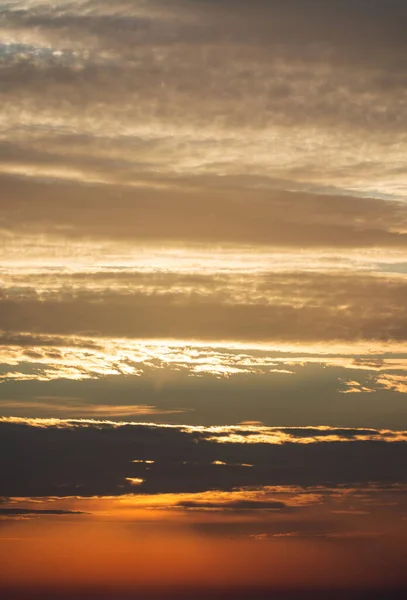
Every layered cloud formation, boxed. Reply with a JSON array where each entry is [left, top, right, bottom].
[[1, 3, 407, 596], [2, 0, 407, 373], [2, 0, 407, 245]]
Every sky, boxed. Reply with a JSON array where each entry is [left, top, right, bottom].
[[1, 0, 407, 597]]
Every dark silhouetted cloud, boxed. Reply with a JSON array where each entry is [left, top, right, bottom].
[[1, 418, 407, 497]]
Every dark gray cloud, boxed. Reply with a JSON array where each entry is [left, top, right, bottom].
[[1, 419, 407, 497], [175, 499, 287, 511], [0, 507, 85, 516], [2, 357, 407, 429], [0, 331, 101, 350]]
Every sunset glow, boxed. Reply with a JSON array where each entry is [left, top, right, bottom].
[[1, 1, 407, 598]]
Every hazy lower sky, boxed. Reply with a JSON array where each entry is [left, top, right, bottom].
[[1, 1, 407, 598]]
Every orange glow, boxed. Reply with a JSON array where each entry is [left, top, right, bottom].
[[1, 518, 407, 594]]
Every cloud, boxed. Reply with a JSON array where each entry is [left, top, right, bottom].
[[1, 2, 407, 596], [2, 332, 407, 429], [3, 269, 407, 344], [269, 531, 382, 540], [2, 174, 407, 248], [375, 374, 407, 394], [1, 0, 407, 217], [175, 499, 287, 512], [0, 508, 86, 516], [0, 400, 188, 417], [1, 418, 407, 497]]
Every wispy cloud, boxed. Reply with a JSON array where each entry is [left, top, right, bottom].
[[0, 400, 188, 417]]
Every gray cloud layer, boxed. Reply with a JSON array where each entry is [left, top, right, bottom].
[[2, 270, 407, 342], [2, 0, 407, 243], [1, 419, 407, 497], [2, 175, 407, 248]]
